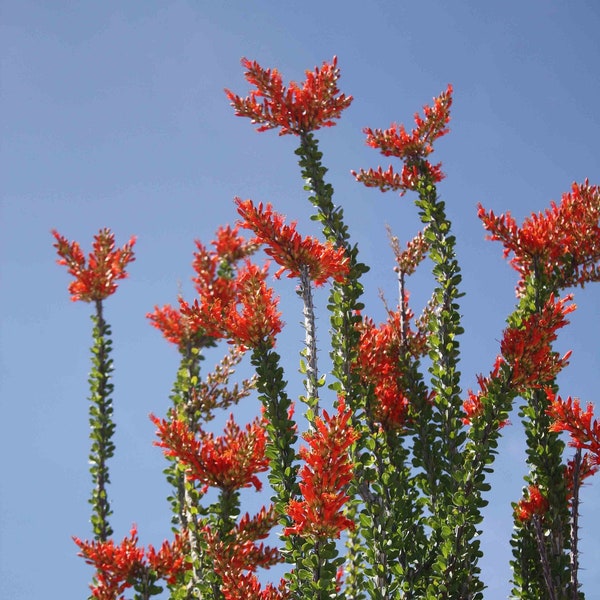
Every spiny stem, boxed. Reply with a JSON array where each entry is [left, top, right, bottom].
[[299, 265, 319, 415]]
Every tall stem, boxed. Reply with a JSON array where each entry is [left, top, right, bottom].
[[88, 300, 115, 541], [570, 448, 582, 599]]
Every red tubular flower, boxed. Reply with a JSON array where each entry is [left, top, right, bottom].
[[353, 84, 453, 195], [204, 505, 288, 600], [479, 180, 600, 291], [173, 225, 261, 341], [284, 399, 358, 539], [547, 392, 600, 466], [500, 294, 575, 390], [356, 309, 428, 429], [515, 485, 549, 522], [223, 261, 283, 349], [236, 198, 349, 285], [52, 228, 136, 302], [73, 526, 189, 599], [225, 56, 353, 136], [146, 302, 214, 348], [152, 413, 269, 493], [462, 357, 509, 428]]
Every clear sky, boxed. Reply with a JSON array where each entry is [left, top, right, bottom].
[[1, 1, 599, 598]]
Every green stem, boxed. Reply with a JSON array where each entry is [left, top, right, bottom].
[[88, 300, 115, 541]]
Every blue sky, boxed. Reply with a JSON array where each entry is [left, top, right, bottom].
[[1, 1, 599, 598]]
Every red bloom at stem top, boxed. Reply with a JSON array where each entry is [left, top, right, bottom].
[[356, 309, 428, 429], [461, 357, 509, 428], [353, 84, 453, 195], [223, 261, 283, 349], [204, 505, 288, 600], [52, 228, 136, 302], [225, 56, 353, 136], [515, 485, 549, 523], [547, 391, 600, 467], [147, 302, 215, 349], [74, 526, 189, 600], [152, 413, 269, 494], [479, 180, 600, 292], [284, 399, 358, 539], [236, 198, 349, 286], [499, 294, 575, 391]]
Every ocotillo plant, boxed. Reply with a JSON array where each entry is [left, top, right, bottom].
[[54, 56, 600, 600]]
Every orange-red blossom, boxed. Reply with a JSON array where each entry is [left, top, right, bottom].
[[479, 180, 600, 292], [547, 391, 600, 468], [225, 56, 353, 136], [152, 413, 269, 494], [52, 228, 136, 302], [73, 526, 189, 600], [515, 485, 549, 523], [204, 505, 288, 600], [356, 310, 428, 429], [236, 198, 349, 286], [500, 294, 575, 391], [284, 399, 358, 539], [353, 84, 453, 195]]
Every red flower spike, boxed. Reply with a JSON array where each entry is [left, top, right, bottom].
[[152, 413, 269, 493], [52, 228, 136, 302], [479, 180, 600, 292], [203, 505, 288, 600], [284, 399, 359, 539], [221, 572, 290, 600], [225, 56, 352, 136], [223, 261, 283, 349], [353, 85, 453, 195], [212, 224, 258, 264], [462, 357, 509, 428], [180, 226, 271, 344], [500, 294, 575, 391], [355, 310, 428, 429], [516, 485, 549, 523], [74, 526, 189, 599], [236, 198, 349, 286], [547, 392, 600, 467], [147, 302, 214, 348]]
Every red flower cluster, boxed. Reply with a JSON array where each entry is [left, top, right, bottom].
[[284, 399, 358, 539], [500, 295, 575, 391], [356, 309, 428, 429], [205, 505, 288, 600], [479, 180, 600, 292], [183, 225, 257, 338], [220, 261, 283, 349], [152, 413, 269, 494], [462, 357, 509, 428], [73, 526, 189, 600], [236, 198, 349, 285], [155, 223, 281, 349], [353, 85, 453, 195], [52, 228, 136, 302], [225, 56, 353, 136], [547, 392, 600, 468], [515, 485, 549, 523], [147, 302, 213, 349]]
